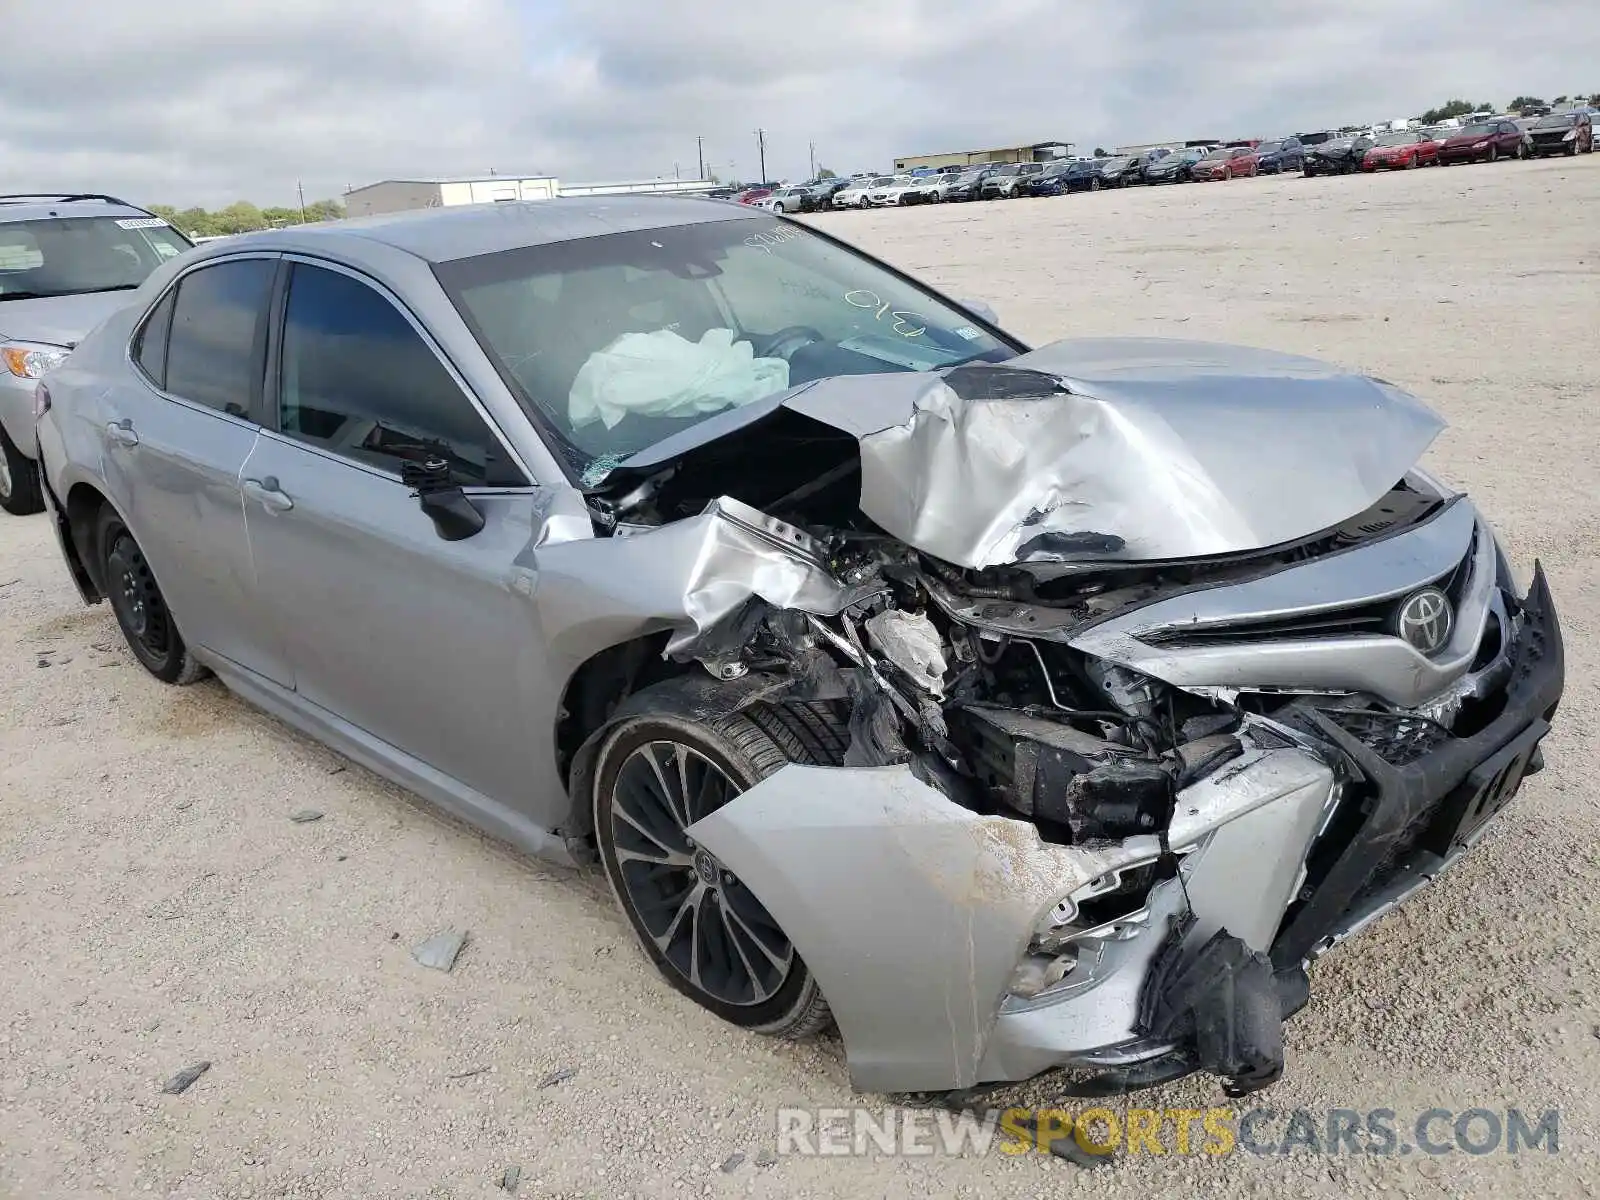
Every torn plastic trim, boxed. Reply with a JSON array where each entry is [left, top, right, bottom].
[[686, 738, 1343, 1094]]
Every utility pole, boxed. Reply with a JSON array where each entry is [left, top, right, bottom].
[[809, 141, 816, 179], [696, 136, 705, 181], [755, 128, 767, 184], [296, 180, 308, 223]]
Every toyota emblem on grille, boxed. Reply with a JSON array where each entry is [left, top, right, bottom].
[[1394, 587, 1453, 655]]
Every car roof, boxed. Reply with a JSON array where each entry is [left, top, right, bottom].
[[232, 195, 769, 264], [0, 194, 162, 225]]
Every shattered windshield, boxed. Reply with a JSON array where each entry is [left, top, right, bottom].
[[0, 216, 191, 299], [436, 216, 1019, 480]]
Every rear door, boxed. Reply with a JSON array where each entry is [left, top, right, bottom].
[[237, 257, 553, 811], [100, 254, 294, 686]]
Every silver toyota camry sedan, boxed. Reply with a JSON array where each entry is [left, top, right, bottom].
[[32, 197, 1563, 1099]]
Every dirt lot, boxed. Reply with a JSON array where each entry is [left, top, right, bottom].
[[2, 156, 1598, 1198]]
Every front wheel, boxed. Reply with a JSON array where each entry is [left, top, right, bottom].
[[593, 698, 845, 1037], [96, 507, 208, 685], [0, 426, 44, 516]]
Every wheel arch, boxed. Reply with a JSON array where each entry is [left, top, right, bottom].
[[552, 632, 691, 828], [63, 480, 119, 601]]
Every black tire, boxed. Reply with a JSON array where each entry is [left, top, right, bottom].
[[0, 426, 44, 516], [593, 695, 848, 1038], [95, 506, 208, 685]]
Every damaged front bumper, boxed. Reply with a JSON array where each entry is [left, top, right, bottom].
[[685, 568, 1563, 1096]]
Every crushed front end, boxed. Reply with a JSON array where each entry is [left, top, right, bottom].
[[565, 346, 1564, 1097]]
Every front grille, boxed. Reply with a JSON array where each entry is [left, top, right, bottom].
[[1322, 709, 1453, 766], [1145, 501, 1473, 650]]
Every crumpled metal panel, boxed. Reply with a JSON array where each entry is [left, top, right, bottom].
[[686, 763, 1160, 1093], [776, 337, 1445, 568], [688, 745, 1335, 1093], [606, 337, 1443, 568], [527, 495, 852, 660]]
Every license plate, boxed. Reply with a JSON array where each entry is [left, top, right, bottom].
[[1438, 720, 1548, 851]]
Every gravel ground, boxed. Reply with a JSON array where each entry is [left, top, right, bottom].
[[2, 156, 1597, 1198]]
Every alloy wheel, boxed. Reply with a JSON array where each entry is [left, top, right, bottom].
[[0, 450, 11, 500], [607, 741, 795, 1007]]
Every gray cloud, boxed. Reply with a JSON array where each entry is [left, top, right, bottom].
[[2, 0, 1594, 208]]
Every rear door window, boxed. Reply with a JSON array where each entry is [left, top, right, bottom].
[[132, 290, 177, 388], [163, 258, 275, 418]]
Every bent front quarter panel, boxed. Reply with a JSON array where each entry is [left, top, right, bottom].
[[685, 763, 1157, 1093]]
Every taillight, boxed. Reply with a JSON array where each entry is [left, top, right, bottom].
[[33, 383, 51, 419]]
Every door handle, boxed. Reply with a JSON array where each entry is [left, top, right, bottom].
[[242, 476, 294, 513], [105, 419, 139, 447]]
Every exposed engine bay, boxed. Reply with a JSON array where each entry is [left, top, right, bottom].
[[558, 345, 1563, 1098]]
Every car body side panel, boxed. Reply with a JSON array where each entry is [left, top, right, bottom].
[[690, 746, 1339, 1093], [96, 380, 295, 686], [237, 433, 561, 818], [685, 763, 1139, 1092]]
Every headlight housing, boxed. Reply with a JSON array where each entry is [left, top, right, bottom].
[[2, 341, 70, 380], [1563, 129, 1577, 141], [1474, 140, 1489, 149]]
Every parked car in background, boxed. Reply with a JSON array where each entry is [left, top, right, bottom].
[[1192, 145, 1259, 181], [1302, 134, 1376, 175], [811, 179, 851, 207], [32, 195, 1565, 1102], [735, 187, 774, 205], [1039, 159, 1110, 194], [0, 193, 193, 515], [1527, 110, 1594, 156], [868, 176, 924, 207], [1022, 160, 1074, 196], [1253, 137, 1305, 174], [1095, 156, 1143, 188], [832, 177, 889, 208], [762, 187, 814, 213], [943, 167, 997, 202], [980, 162, 1046, 199], [1436, 120, 1528, 164], [1142, 147, 1207, 184], [912, 174, 957, 203], [1360, 129, 1443, 171]]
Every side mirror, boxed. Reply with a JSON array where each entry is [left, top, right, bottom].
[[400, 457, 486, 541], [961, 298, 1000, 327]]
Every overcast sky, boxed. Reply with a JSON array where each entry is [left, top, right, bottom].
[[3, 0, 1595, 208]]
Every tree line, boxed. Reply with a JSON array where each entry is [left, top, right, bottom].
[[146, 198, 346, 238], [1420, 94, 1600, 123]]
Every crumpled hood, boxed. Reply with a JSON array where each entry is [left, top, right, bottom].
[[0, 290, 132, 348], [614, 337, 1444, 570]]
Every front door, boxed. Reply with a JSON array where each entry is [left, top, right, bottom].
[[238, 258, 559, 817], [100, 254, 294, 687]]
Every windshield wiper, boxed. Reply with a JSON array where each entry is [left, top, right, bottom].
[[0, 291, 52, 301], [70, 284, 141, 295]]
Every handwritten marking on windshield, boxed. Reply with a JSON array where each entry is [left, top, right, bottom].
[[743, 226, 810, 255], [843, 289, 927, 339]]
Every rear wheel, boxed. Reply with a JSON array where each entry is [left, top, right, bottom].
[[592, 697, 846, 1037], [95, 507, 208, 685], [0, 427, 44, 516]]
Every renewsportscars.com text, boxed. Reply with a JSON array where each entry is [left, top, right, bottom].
[[775, 1105, 1560, 1158]]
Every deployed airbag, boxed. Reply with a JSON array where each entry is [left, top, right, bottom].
[[568, 328, 790, 430]]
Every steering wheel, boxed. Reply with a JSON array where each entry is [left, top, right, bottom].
[[760, 325, 825, 362]]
